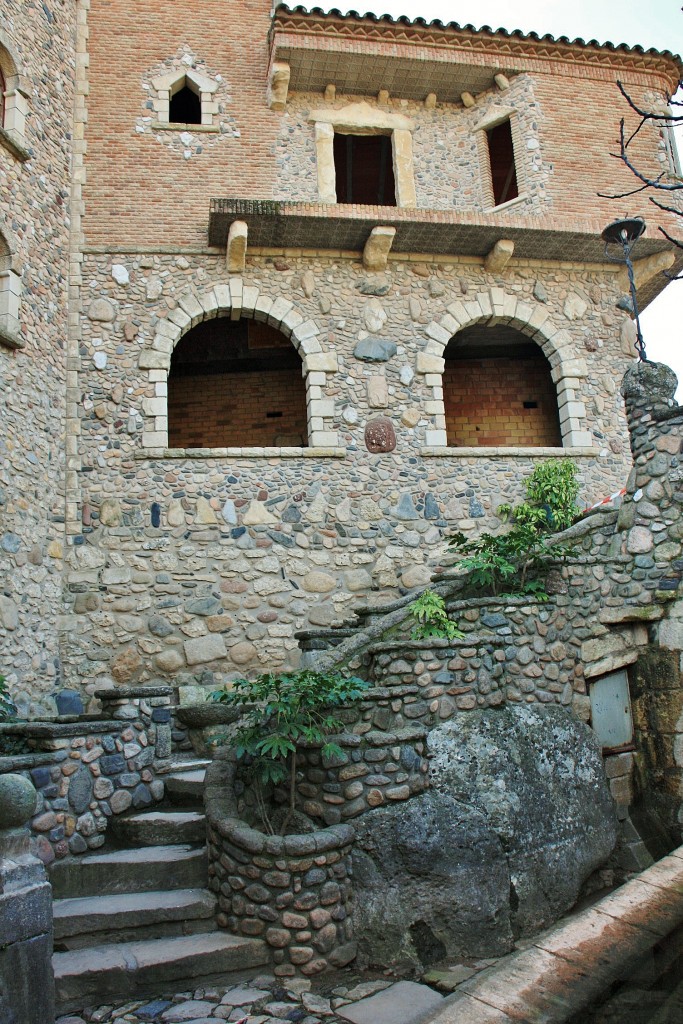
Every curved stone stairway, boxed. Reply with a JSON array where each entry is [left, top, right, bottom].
[[50, 759, 268, 1014]]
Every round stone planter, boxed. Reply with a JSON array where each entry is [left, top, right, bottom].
[[176, 703, 242, 757], [205, 749, 356, 977]]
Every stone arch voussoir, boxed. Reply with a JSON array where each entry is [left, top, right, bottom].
[[138, 281, 337, 449], [419, 288, 591, 449]]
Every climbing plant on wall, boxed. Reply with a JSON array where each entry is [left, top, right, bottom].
[[448, 459, 580, 598]]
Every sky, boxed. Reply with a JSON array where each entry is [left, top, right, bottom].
[[318, 1, 683, 389]]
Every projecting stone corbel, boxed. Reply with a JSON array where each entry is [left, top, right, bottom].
[[424, 93, 437, 109], [324, 84, 336, 102], [484, 239, 515, 273], [363, 226, 396, 271], [267, 61, 290, 111], [461, 92, 475, 108], [226, 221, 248, 273], [617, 250, 675, 291], [494, 74, 510, 91]]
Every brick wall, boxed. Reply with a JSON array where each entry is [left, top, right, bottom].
[[168, 368, 308, 448], [82, 0, 680, 246], [443, 355, 562, 447]]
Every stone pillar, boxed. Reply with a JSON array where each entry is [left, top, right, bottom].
[[620, 360, 679, 461], [0, 774, 55, 1024]]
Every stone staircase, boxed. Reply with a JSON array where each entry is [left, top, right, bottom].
[[50, 759, 268, 1013]]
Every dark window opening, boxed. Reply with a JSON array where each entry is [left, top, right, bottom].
[[333, 133, 396, 206], [487, 120, 519, 206], [168, 317, 308, 448], [169, 83, 201, 125], [443, 323, 561, 447], [0, 68, 5, 127]]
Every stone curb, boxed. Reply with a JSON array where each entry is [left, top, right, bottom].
[[420, 846, 683, 1024]]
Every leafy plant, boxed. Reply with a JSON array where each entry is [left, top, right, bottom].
[[0, 675, 17, 722], [408, 590, 464, 641], [210, 669, 369, 835], [449, 460, 580, 599]]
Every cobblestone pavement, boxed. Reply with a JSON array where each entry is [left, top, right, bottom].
[[55, 974, 400, 1024]]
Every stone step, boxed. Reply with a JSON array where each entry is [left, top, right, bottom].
[[53, 931, 269, 1013], [53, 888, 217, 949], [49, 844, 207, 899], [110, 809, 206, 847], [165, 768, 206, 804]]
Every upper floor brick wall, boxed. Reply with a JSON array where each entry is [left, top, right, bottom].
[[82, 0, 681, 247]]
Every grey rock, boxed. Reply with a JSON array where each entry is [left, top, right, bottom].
[[393, 493, 418, 521], [68, 766, 93, 815], [55, 689, 84, 716], [428, 705, 618, 938], [352, 791, 511, 970], [87, 298, 116, 322], [358, 277, 391, 296], [1, 532, 20, 553], [353, 337, 397, 363], [423, 494, 440, 520], [0, 775, 37, 828], [533, 280, 548, 303], [337, 981, 442, 1024], [149, 615, 174, 638], [469, 497, 485, 518], [185, 597, 223, 617]]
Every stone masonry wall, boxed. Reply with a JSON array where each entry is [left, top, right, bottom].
[[0, 2, 76, 716], [57, 248, 636, 703], [0, 686, 173, 864]]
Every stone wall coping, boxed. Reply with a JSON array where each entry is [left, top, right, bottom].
[[135, 446, 347, 460], [95, 685, 173, 700], [0, 720, 122, 738], [0, 752, 61, 774], [367, 634, 507, 654], [297, 726, 428, 748], [420, 445, 598, 458]]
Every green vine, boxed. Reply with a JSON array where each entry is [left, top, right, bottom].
[[408, 590, 464, 641], [449, 460, 580, 599]]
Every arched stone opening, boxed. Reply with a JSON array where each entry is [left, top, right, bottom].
[[167, 315, 308, 448], [0, 33, 29, 150], [444, 323, 561, 447], [420, 289, 592, 450]]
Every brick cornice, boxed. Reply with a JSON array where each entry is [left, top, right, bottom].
[[271, 9, 682, 93]]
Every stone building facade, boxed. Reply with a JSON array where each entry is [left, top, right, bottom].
[[0, 1, 681, 712]]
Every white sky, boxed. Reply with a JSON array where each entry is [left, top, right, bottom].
[[320, 1, 683, 390]]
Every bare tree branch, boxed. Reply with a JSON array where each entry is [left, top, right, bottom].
[[617, 80, 683, 122]]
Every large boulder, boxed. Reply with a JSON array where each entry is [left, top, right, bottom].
[[353, 705, 617, 970], [352, 791, 512, 969]]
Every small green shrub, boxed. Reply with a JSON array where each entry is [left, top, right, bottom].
[[210, 669, 369, 834], [0, 675, 17, 722], [408, 590, 464, 641], [449, 460, 580, 599]]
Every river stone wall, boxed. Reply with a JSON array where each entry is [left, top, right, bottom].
[[275, 78, 553, 213], [55, 247, 637, 706], [0, 0, 76, 718], [0, 686, 173, 863], [206, 751, 356, 977]]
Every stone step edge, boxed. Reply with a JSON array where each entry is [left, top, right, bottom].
[[53, 886, 215, 920], [420, 846, 683, 1024]]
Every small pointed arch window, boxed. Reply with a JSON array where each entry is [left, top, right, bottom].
[[169, 78, 202, 125]]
